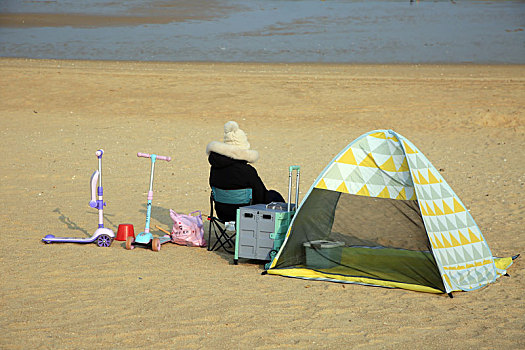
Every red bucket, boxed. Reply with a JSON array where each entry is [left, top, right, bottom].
[[116, 224, 135, 241]]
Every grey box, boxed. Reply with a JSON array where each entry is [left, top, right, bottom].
[[235, 204, 294, 262], [303, 240, 345, 269]]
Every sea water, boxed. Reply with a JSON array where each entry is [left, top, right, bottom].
[[0, 0, 523, 63]]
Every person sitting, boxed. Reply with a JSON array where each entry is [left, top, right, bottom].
[[206, 121, 285, 222]]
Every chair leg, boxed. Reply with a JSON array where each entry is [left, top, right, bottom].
[[207, 217, 213, 251], [207, 195, 215, 251], [208, 217, 220, 251], [207, 194, 237, 254], [208, 217, 236, 254]]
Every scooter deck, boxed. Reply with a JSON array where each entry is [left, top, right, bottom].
[[159, 235, 172, 244], [42, 235, 96, 244], [133, 234, 172, 245]]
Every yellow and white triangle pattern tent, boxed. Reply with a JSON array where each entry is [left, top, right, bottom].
[[313, 130, 503, 292]]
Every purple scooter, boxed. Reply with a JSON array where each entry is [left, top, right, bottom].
[[42, 149, 115, 247]]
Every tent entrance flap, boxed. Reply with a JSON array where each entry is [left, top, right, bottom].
[[274, 188, 445, 292]]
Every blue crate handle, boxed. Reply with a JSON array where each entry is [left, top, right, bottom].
[[288, 165, 301, 212]]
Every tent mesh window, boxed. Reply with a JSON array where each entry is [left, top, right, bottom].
[[275, 188, 445, 292]]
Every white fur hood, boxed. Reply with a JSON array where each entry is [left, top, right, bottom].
[[206, 141, 259, 163]]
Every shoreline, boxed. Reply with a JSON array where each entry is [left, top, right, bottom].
[[3, 56, 525, 67]]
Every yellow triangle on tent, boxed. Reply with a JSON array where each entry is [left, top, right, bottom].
[[453, 198, 466, 213], [359, 153, 377, 168], [432, 233, 443, 249], [418, 170, 429, 185], [443, 273, 452, 288], [468, 228, 481, 243], [482, 259, 493, 266], [397, 157, 409, 172], [337, 148, 358, 165], [442, 200, 454, 215], [370, 131, 387, 139], [436, 237, 443, 250], [356, 184, 370, 197], [425, 202, 435, 216], [315, 179, 328, 190], [388, 135, 399, 142], [449, 233, 461, 247], [336, 181, 349, 194], [433, 202, 444, 216], [403, 141, 417, 154], [411, 171, 420, 184], [409, 190, 417, 201], [440, 233, 453, 248], [419, 202, 428, 216], [458, 230, 470, 245], [478, 260, 493, 267], [377, 186, 390, 199], [428, 169, 441, 184], [396, 187, 407, 200], [379, 156, 397, 172]]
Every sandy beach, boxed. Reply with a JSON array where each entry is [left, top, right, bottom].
[[0, 58, 523, 349]]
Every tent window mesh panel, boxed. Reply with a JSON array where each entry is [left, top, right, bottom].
[[275, 188, 445, 292]]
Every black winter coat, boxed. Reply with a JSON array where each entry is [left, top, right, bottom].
[[208, 151, 268, 221]]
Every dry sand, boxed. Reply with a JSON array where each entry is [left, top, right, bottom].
[[0, 58, 523, 349]]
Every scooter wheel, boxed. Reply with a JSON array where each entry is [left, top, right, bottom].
[[126, 236, 135, 250], [97, 234, 113, 247], [152, 238, 161, 252]]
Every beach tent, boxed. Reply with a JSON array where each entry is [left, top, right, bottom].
[[266, 130, 514, 294]]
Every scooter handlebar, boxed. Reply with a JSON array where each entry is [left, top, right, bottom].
[[137, 152, 171, 162]]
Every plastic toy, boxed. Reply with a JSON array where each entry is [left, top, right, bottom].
[[126, 152, 171, 251], [42, 149, 115, 247]]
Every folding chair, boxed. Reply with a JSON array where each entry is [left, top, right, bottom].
[[207, 187, 252, 253]]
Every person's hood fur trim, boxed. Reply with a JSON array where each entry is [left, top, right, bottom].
[[206, 141, 259, 163]]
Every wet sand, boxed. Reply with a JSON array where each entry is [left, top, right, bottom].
[[0, 1, 241, 28], [0, 58, 523, 349], [2, 1, 524, 63]]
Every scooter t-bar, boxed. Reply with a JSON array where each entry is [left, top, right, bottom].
[[137, 152, 171, 162]]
